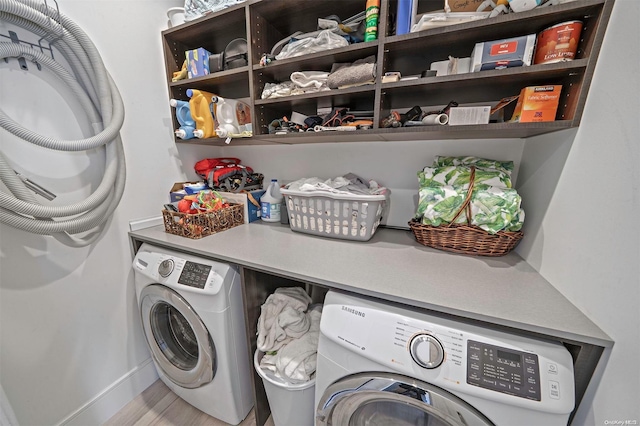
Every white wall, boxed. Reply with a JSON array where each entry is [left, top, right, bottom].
[[0, 1, 637, 425], [516, 0, 640, 423], [0, 1, 188, 424], [181, 139, 525, 228]]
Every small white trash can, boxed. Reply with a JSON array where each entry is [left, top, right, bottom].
[[254, 350, 316, 426]]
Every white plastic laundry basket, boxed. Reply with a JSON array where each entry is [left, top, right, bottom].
[[279, 188, 387, 241], [254, 350, 315, 426]]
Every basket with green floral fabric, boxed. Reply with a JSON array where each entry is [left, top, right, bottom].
[[409, 157, 524, 256]]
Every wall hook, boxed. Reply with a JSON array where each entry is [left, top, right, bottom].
[[38, 0, 63, 49], [7, 31, 30, 70]]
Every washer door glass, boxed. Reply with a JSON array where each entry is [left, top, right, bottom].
[[140, 284, 216, 388], [317, 372, 494, 426]]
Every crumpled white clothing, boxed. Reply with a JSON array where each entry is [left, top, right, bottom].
[[256, 287, 312, 352], [277, 306, 310, 339], [261, 81, 294, 99], [286, 173, 387, 196], [260, 305, 323, 383]]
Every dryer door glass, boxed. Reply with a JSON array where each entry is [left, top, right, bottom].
[[151, 302, 198, 370], [140, 284, 216, 389], [317, 373, 494, 426]]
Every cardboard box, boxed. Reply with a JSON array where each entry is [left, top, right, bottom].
[[510, 85, 562, 123], [448, 106, 491, 125], [218, 190, 266, 223], [170, 182, 204, 203], [471, 34, 536, 72], [186, 47, 211, 78], [430, 57, 471, 76]]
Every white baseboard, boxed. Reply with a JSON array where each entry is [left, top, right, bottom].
[[58, 358, 159, 426]]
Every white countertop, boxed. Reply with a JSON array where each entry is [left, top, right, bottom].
[[129, 222, 612, 347]]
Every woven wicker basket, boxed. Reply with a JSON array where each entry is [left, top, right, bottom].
[[162, 203, 244, 239], [409, 167, 523, 257]]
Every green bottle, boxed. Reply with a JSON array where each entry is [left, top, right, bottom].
[[364, 0, 380, 42]]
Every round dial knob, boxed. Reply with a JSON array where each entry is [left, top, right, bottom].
[[410, 334, 445, 369], [158, 259, 174, 277]]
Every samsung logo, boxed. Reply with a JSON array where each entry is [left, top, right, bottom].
[[342, 306, 365, 318]]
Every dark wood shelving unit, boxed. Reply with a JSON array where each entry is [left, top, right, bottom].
[[160, 0, 613, 142]]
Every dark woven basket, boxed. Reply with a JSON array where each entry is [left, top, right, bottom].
[[409, 167, 524, 257], [162, 203, 244, 239]]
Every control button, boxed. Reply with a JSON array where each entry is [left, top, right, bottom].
[[482, 378, 496, 386], [158, 259, 174, 277], [410, 334, 444, 369], [548, 363, 558, 375], [549, 381, 560, 399]]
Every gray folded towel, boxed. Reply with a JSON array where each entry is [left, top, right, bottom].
[[328, 55, 376, 89]]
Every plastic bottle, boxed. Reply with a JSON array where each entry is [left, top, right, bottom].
[[261, 179, 283, 222], [396, 0, 414, 35], [169, 98, 196, 140], [211, 96, 252, 138], [186, 89, 218, 138], [364, 0, 380, 42]]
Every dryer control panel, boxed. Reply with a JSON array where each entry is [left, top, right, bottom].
[[133, 246, 233, 297]]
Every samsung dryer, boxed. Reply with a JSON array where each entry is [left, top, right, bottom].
[[315, 291, 575, 426], [133, 243, 253, 425]]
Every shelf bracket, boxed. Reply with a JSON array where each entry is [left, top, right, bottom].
[[2, 31, 32, 70]]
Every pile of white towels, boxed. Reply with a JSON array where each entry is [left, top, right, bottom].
[[257, 287, 322, 383]]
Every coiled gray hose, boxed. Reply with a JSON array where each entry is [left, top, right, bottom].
[[0, 0, 126, 247]]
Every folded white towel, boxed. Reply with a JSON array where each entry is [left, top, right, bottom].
[[256, 287, 312, 352], [290, 71, 329, 89]]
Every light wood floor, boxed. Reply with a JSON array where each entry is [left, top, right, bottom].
[[104, 379, 274, 426]]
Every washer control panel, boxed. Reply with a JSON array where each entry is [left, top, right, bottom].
[[177, 261, 212, 289], [467, 340, 541, 401]]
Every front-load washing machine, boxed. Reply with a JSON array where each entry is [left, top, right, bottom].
[[315, 291, 575, 426], [133, 243, 253, 425]]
